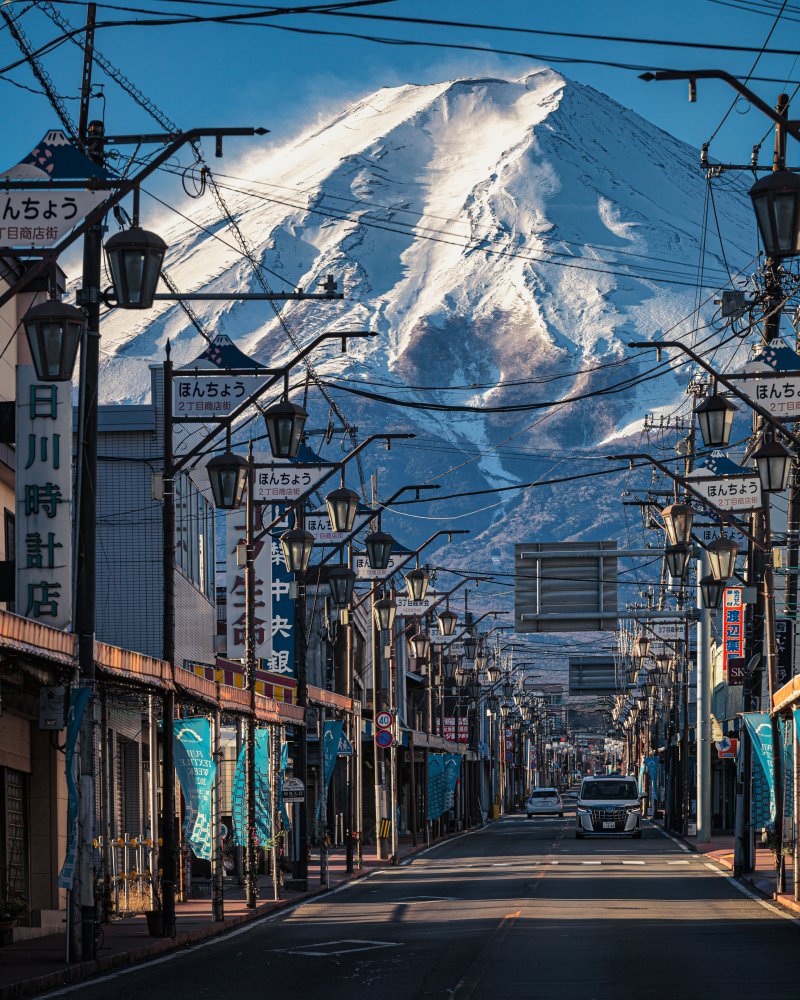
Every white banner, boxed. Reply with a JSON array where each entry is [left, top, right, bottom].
[[173, 375, 267, 419], [395, 591, 441, 617], [226, 510, 273, 663], [0, 190, 106, 248], [15, 366, 72, 628]]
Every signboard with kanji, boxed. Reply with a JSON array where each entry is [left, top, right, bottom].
[[723, 587, 745, 676], [252, 458, 333, 502], [776, 617, 794, 687], [225, 507, 295, 676], [15, 366, 72, 629], [434, 717, 469, 742], [687, 473, 762, 512], [395, 591, 440, 616], [736, 374, 800, 421], [353, 551, 408, 580], [173, 375, 266, 419]]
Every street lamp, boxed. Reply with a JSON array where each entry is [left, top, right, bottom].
[[486, 661, 501, 684], [373, 595, 397, 632], [405, 566, 430, 602], [23, 298, 86, 382], [263, 397, 308, 460], [660, 502, 694, 546], [707, 536, 739, 581], [206, 451, 248, 510], [280, 527, 315, 573], [437, 607, 458, 636], [749, 169, 800, 258], [463, 633, 478, 661], [695, 391, 737, 449], [328, 565, 356, 608], [104, 226, 167, 308], [365, 529, 394, 570], [700, 574, 725, 609], [408, 630, 430, 661], [326, 485, 360, 533], [635, 635, 651, 661], [665, 543, 691, 580], [753, 436, 792, 493]]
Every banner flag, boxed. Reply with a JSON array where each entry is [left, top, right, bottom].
[[443, 754, 462, 811], [427, 754, 445, 820], [174, 718, 216, 859], [58, 686, 91, 890], [231, 729, 272, 846], [744, 712, 776, 823], [316, 720, 344, 822]]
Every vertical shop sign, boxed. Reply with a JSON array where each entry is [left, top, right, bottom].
[[15, 366, 72, 628], [722, 587, 744, 676]]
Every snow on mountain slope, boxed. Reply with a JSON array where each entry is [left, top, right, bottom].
[[97, 70, 756, 563]]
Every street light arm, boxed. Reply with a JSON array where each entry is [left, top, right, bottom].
[[629, 340, 800, 452], [639, 69, 800, 145], [604, 452, 763, 548], [174, 331, 378, 473]]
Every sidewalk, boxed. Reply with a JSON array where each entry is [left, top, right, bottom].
[[663, 826, 800, 911], [0, 834, 441, 1000]]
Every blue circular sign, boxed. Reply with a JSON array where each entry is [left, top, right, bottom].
[[375, 729, 393, 749]]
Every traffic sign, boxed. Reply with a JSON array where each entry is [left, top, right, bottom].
[[375, 729, 393, 749], [282, 776, 305, 802], [376, 711, 392, 730], [337, 732, 354, 756]]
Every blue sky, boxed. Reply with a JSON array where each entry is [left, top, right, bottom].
[[2, 1, 799, 181]]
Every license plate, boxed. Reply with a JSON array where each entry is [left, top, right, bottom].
[[602, 821, 615, 829]]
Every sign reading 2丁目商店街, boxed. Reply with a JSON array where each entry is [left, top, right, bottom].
[[15, 367, 72, 630]]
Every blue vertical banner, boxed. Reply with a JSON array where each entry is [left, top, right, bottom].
[[58, 686, 91, 890], [231, 729, 272, 846], [744, 712, 776, 823], [174, 718, 217, 860], [427, 754, 445, 820], [443, 754, 462, 811], [316, 720, 344, 822]]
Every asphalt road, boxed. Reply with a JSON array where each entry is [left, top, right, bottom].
[[49, 806, 800, 1000]]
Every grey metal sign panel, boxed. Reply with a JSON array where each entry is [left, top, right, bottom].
[[514, 541, 619, 633], [568, 656, 618, 695]]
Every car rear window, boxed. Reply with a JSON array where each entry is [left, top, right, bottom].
[[530, 790, 558, 799], [581, 780, 638, 801]]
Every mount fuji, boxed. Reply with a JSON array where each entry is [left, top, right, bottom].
[[95, 69, 756, 571]]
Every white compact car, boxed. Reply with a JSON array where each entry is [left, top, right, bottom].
[[575, 776, 642, 838], [526, 788, 564, 818]]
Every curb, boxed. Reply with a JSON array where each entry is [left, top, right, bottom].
[[1, 824, 484, 1000]]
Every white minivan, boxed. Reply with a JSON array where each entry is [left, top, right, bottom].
[[575, 776, 642, 838], [526, 788, 564, 818]]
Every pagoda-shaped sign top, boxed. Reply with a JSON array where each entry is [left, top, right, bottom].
[[731, 338, 800, 422], [741, 338, 800, 374], [0, 130, 111, 250]]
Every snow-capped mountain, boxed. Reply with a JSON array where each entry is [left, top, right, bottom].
[[97, 70, 756, 568]]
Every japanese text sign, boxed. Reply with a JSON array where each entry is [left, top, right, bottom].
[[172, 375, 267, 419], [723, 587, 745, 676], [737, 374, 800, 421], [689, 474, 762, 512], [16, 366, 72, 629]]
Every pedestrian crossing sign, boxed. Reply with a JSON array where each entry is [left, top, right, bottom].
[[337, 732, 354, 756]]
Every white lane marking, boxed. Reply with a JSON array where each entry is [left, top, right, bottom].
[[702, 863, 800, 926], [491, 863, 511, 867], [274, 939, 404, 957], [667, 860, 690, 865], [649, 822, 690, 852], [396, 896, 458, 903], [581, 861, 601, 865], [622, 861, 645, 866], [548, 861, 560, 865]]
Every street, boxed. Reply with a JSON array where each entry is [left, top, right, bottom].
[[51, 805, 800, 1000]]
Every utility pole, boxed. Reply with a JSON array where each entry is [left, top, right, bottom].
[[696, 548, 712, 843]]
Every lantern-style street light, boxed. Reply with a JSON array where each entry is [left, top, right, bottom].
[[405, 566, 430, 602], [437, 607, 458, 636], [104, 226, 167, 308], [328, 565, 356, 608], [326, 485, 360, 533], [463, 633, 478, 661], [408, 630, 430, 661], [661, 502, 694, 547], [23, 298, 86, 382], [374, 595, 397, 632], [700, 574, 725, 609], [365, 529, 394, 570], [635, 635, 651, 661], [280, 527, 315, 574], [263, 397, 307, 460], [206, 451, 248, 510], [749, 169, 800, 258], [753, 436, 792, 493], [695, 391, 737, 449], [707, 536, 739, 581], [665, 543, 691, 580]]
